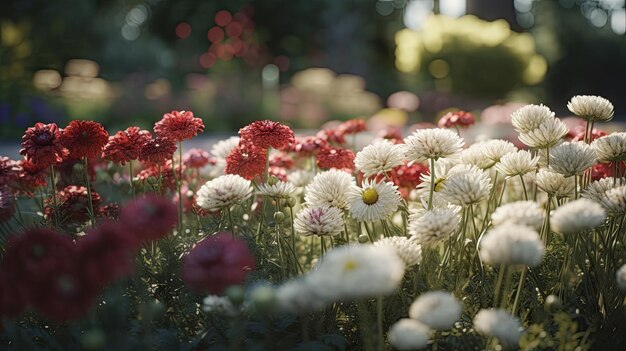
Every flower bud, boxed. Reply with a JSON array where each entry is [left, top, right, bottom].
[[225, 285, 246, 306], [358, 234, 370, 243], [544, 294, 561, 312], [287, 197, 297, 208], [251, 286, 276, 314], [274, 211, 285, 223], [267, 176, 279, 186]]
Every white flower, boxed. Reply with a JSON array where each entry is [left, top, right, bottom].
[[304, 169, 355, 210], [473, 309, 523, 348], [460, 142, 493, 169], [491, 201, 544, 230], [288, 170, 315, 188], [481, 139, 518, 166], [511, 104, 555, 134], [409, 291, 462, 330], [480, 224, 545, 267], [551, 198, 606, 234], [583, 183, 626, 216], [403, 128, 464, 162], [440, 164, 492, 206], [388, 319, 430, 350], [196, 174, 253, 211], [347, 180, 401, 222], [275, 279, 327, 314], [409, 207, 460, 244], [617, 264, 626, 290], [495, 150, 540, 178], [534, 169, 575, 198], [354, 139, 405, 177], [258, 180, 295, 198], [567, 95, 614, 122], [549, 141, 597, 176], [310, 244, 405, 300], [211, 136, 240, 159], [374, 237, 422, 267], [518, 117, 569, 149], [202, 295, 237, 316], [591, 133, 626, 163], [294, 206, 344, 237]]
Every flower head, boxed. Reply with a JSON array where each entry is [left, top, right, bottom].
[[119, 194, 178, 241], [440, 164, 492, 206], [403, 128, 464, 162], [534, 169, 575, 198], [409, 207, 461, 244], [225, 143, 267, 180], [316, 146, 355, 171], [294, 206, 344, 237], [239, 120, 295, 150], [257, 180, 295, 199], [347, 180, 401, 222], [139, 137, 177, 164], [154, 110, 204, 141], [409, 291, 462, 330], [355, 139, 405, 177], [102, 126, 152, 165], [45, 185, 102, 223], [20, 122, 67, 167], [0, 187, 15, 222], [518, 117, 569, 149], [196, 174, 253, 212], [304, 169, 355, 210], [591, 133, 626, 163], [374, 237, 422, 267], [437, 110, 475, 129], [480, 224, 545, 267], [511, 104, 554, 133], [293, 135, 329, 157], [551, 198, 606, 234], [182, 232, 255, 293], [473, 309, 522, 348], [567, 95, 614, 122], [491, 201, 544, 230], [60, 120, 109, 159], [183, 148, 214, 169], [495, 150, 539, 177], [388, 319, 430, 350], [336, 119, 367, 137], [550, 141, 597, 177], [583, 181, 626, 216]]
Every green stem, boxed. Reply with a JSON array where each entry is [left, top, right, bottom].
[[377, 296, 384, 351], [511, 266, 527, 315], [177, 142, 184, 235], [428, 158, 436, 210], [83, 157, 96, 228], [493, 264, 506, 307], [49, 164, 59, 227], [519, 174, 528, 201], [129, 161, 135, 197]]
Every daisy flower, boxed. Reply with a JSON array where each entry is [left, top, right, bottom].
[[479, 224, 545, 267], [374, 237, 422, 267], [591, 133, 626, 163], [354, 139, 405, 177], [567, 95, 614, 122], [549, 141, 597, 177], [154, 110, 204, 142], [491, 201, 544, 230], [495, 150, 539, 178], [294, 206, 344, 237], [409, 291, 462, 330], [473, 309, 523, 348], [388, 319, 430, 350], [196, 174, 253, 212], [408, 207, 460, 244], [346, 180, 401, 222], [403, 128, 464, 163], [60, 120, 109, 159], [20, 122, 67, 167], [304, 169, 354, 210], [551, 198, 606, 235]]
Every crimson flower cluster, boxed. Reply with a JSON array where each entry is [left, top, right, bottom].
[[437, 111, 475, 129]]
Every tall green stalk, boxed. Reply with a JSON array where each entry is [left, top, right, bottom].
[[83, 157, 96, 228]]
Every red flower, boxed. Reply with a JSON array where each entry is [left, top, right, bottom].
[[139, 137, 177, 165], [269, 151, 294, 169], [0, 186, 15, 222], [102, 126, 152, 165], [181, 232, 255, 294], [0, 157, 20, 185], [20, 122, 67, 167], [336, 119, 367, 137], [136, 162, 177, 194], [183, 148, 214, 169], [15, 159, 48, 194], [570, 127, 607, 142], [45, 185, 102, 223], [437, 111, 475, 129], [60, 120, 109, 159], [225, 143, 267, 180], [269, 166, 288, 182], [390, 161, 428, 199], [119, 194, 178, 242], [154, 110, 204, 142], [97, 202, 121, 220], [239, 120, 295, 150], [315, 129, 346, 145], [379, 127, 404, 144], [316, 146, 355, 171], [293, 135, 329, 157]]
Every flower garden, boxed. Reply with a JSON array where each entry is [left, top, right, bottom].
[[1, 97, 626, 350]]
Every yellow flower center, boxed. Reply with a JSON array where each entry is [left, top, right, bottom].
[[434, 178, 446, 192], [362, 188, 379, 205], [343, 259, 358, 271]]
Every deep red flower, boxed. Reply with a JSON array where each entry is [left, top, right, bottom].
[[225, 143, 267, 180], [154, 110, 205, 142], [336, 119, 367, 137], [293, 135, 329, 157], [15, 159, 48, 194], [97, 202, 121, 220], [0, 186, 15, 222], [55, 155, 101, 187], [315, 129, 346, 145], [269, 151, 294, 169], [316, 146, 355, 171], [437, 111, 475, 129], [45, 185, 102, 223], [269, 166, 288, 182], [60, 120, 109, 159], [139, 137, 177, 165], [183, 148, 214, 169], [0, 157, 20, 185], [119, 194, 178, 242], [102, 126, 152, 165], [390, 161, 428, 200], [379, 127, 404, 144], [181, 232, 255, 294], [20, 122, 67, 167], [239, 120, 295, 150]]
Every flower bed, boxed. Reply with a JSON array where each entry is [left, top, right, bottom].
[[1, 96, 625, 350]]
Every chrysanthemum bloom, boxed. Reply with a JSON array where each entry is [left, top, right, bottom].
[[378, 126, 404, 144], [387, 319, 430, 350], [15, 159, 48, 194], [154, 110, 204, 141], [304, 169, 354, 209], [102, 126, 152, 165], [135, 162, 177, 193], [480, 139, 518, 167], [294, 206, 344, 237], [316, 146, 355, 171], [269, 166, 288, 182], [20, 122, 67, 167], [0, 187, 15, 222], [239, 120, 295, 150], [551, 198, 606, 235], [45, 185, 102, 223], [403, 128, 464, 163], [287, 170, 316, 188], [182, 232, 255, 294], [224, 143, 267, 180], [440, 164, 491, 206], [511, 104, 554, 134], [591, 133, 626, 163], [269, 151, 294, 169], [307, 244, 405, 300], [97, 202, 121, 220], [196, 174, 253, 212], [495, 150, 539, 178], [549, 141, 597, 177], [534, 169, 575, 198], [0, 156, 20, 185], [518, 117, 569, 149], [583, 180, 626, 216], [211, 136, 240, 159], [480, 224, 545, 267], [473, 309, 522, 348], [491, 201, 544, 230], [374, 237, 422, 267], [258, 180, 295, 199], [182, 148, 214, 169], [336, 118, 367, 137], [139, 137, 177, 165], [354, 139, 406, 178], [617, 264, 626, 290], [567, 95, 614, 122], [119, 194, 178, 241], [59, 120, 109, 159], [409, 291, 462, 330], [293, 135, 329, 157], [316, 128, 346, 145], [347, 180, 401, 222], [437, 110, 475, 129], [408, 207, 460, 244]]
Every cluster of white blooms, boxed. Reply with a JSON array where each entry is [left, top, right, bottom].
[[495, 150, 539, 177], [355, 139, 405, 177], [549, 141, 597, 177], [583, 178, 626, 216], [592, 133, 626, 163], [567, 95, 614, 122], [511, 104, 568, 149], [440, 164, 492, 206], [294, 206, 345, 237], [403, 128, 464, 162], [257, 180, 296, 199], [491, 201, 544, 230], [304, 169, 355, 210], [408, 207, 461, 244], [551, 198, 606, 235], [196, 174, 253, 212], [473, 309, 523, 348], [387, 318, 430, 350], [534, 169, 575, 198]]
